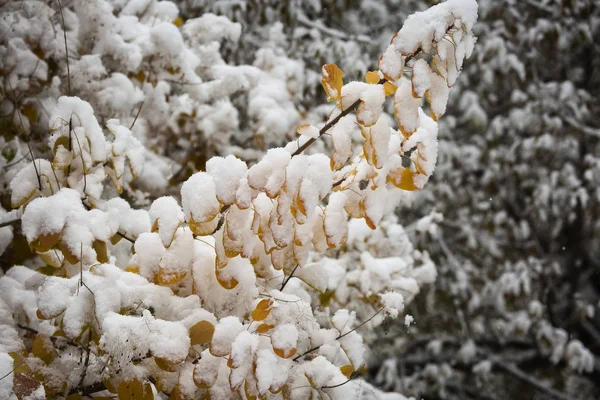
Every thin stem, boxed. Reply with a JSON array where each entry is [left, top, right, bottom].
[[280, 265, 299, 291], [56, 0, 71, 96], [130, 101, 144, 130]]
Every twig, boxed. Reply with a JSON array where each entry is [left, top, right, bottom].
[[130, 101, 144, 130], [56, 0, 71, 95], [25, 141, 42, 191], [77, 331, 91, 389], [72, 132, 87, 194], [494, 360, 571, 400], [116, 231, 135, 243], [294, 308, 383, 361], [280, 265, 299, 291]]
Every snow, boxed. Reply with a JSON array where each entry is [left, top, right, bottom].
[[380, 291, 405, 318], [379, 44, 404, 81], [206, 155, 247, 205], [0, 353, 13, 399], [183, 13, 242, 45], [0, 207, 15, 257], [247, 148, 291, 198], [49, 96, 108, 162], [210, 316, 245, 357], [20, 188, 83, 244], [330, 116, 354, 169], [271, 323, 298, 354], [297, 124, 320, 139], [181, 172, 221, 224], [411, 59, 432, 98], [394, 78, 422, 136], [566, 340, 594, 373], [392, 0, 478, 55]]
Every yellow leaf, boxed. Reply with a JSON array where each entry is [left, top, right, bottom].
[[172, 17, 184, 27], [387, 167, 420, 191], [125, 265, 140, 274], [244, 380, 257, 400], [321, 64, 344, 102], [93, 240, 108, 263], [36, 307, 64, 320], [189, 320, 215, 345], [256, 323, 273, 334], [155, 268, 187, 286], [39, 251, 62, 268], [340, 365, 354, 379], [32, 335, 55, 365], [365, 70, 380, 84], [155, 357, 178, 372], [273, 347, 296, 359], [53, 136, 70, 157], [383, 81, 397, 96], [215, 266, 239, 290], [251, 299, 272, 321], [30, 232, 60, 253], [189, 216, 218, 236], [118, 379, 144, 400], [58, 240, 79, 264], [110, 233, 122, 245]]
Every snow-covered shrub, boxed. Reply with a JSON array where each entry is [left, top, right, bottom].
[[0, 0, 478, 398]]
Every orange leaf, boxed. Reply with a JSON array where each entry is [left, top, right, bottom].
[[321, 64, 344, 102]]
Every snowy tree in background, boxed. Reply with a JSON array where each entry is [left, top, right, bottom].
[[0, 0, 478, 399], [371, 0, 600, 399]]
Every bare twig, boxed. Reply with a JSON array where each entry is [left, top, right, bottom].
[[56, 0, 71, 95], [280, 265, 299, 291], [294, 308, 384, 361], [130, 101, 144, 130], [494, 359, 571, 400]]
